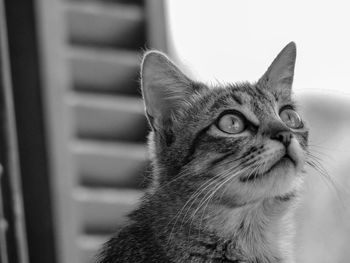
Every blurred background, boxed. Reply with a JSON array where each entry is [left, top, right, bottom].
[[0, 0, 350, 263]]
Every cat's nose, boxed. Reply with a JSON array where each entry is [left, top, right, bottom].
[[271, 130, 292, 147]]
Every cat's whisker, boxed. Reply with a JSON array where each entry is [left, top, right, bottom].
[[254, 160, 267, 182], [306, 147, 329, 156], [307, 144, 338, 161], [184, 171, 242, 242], [306, 153, 333, 182], [183, 166, 242, 229], [181, 175, 223, 226], [167, 154, 246, 233], [308, 143, 338, 152], [155, 166, 193, 191], [210, 164, 261, 212], [306, 150, 328, 162], [214, 164, 261, 219], [166, 176, 218, 243], [165, 157, 245, 242], [191, 169, 242, 238], [178, 156, 248, 227], [181, 165, 243, 236], [305, 152, 346, 208], [167, 166, 233, 244], [191, 164, 247, 213], [189, 165, 254, 234], [308, 163, 346, 211]]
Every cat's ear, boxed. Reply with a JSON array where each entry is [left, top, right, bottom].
[[259, 42, 296, 93], [141, 51, 193, 131]]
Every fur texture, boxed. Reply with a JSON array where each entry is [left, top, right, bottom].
[[97, 42, 309, 263]]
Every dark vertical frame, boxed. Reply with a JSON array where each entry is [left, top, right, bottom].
[[0, 0, 29, 262], [3, 0, 57, 262], [0, 31, 13, 263]]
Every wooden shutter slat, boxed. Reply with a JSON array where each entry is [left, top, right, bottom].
[[71, 140, 148, 188], [68, 47, 140, 95], [74, 187, 143, 234], [67, 93, 148, 142], [76, 234, 108, 263], [65, 1, 145, 49], [68, 0, 143, 5]]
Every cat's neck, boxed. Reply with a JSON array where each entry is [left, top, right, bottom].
[[206, 196, 298, 263], [147, 187, 299, 263]]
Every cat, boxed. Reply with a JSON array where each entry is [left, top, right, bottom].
[[96, 42, 309, 263]]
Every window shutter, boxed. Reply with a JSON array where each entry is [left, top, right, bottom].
[[35, 0, 167, 262]]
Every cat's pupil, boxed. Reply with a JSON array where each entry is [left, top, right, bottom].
[[280, 109, 302, 129], [217, 113, 245, 134], [230, 117, 240, 129]]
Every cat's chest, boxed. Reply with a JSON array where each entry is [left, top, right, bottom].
[[176, 238, 245, 263], [172, 237, 284, 263]]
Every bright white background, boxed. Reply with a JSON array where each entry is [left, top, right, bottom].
[[166, 0, 350, 96]]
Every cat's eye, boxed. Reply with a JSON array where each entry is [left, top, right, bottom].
[[279, 108, 303, 129], [216, 113, 245, 134]]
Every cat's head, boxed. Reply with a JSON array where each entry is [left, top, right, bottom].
[[141, 42, 308, 204]]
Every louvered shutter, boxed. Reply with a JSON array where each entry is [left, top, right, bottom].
[[35, 0, 167, 262]]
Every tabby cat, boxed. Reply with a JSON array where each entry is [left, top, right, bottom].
[[97, 42, 308, 263]]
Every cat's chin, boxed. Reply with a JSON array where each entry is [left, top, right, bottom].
[[263, 158, 303, 197], [239, 155, 295, 183], [236, 156, 303, 200], [240, 153, 297, 180]]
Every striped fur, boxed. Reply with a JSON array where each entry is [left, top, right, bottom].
[[97, 42, 308, 263]]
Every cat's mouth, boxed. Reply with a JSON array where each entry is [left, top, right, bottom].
[[240, 153, 296, 182]]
